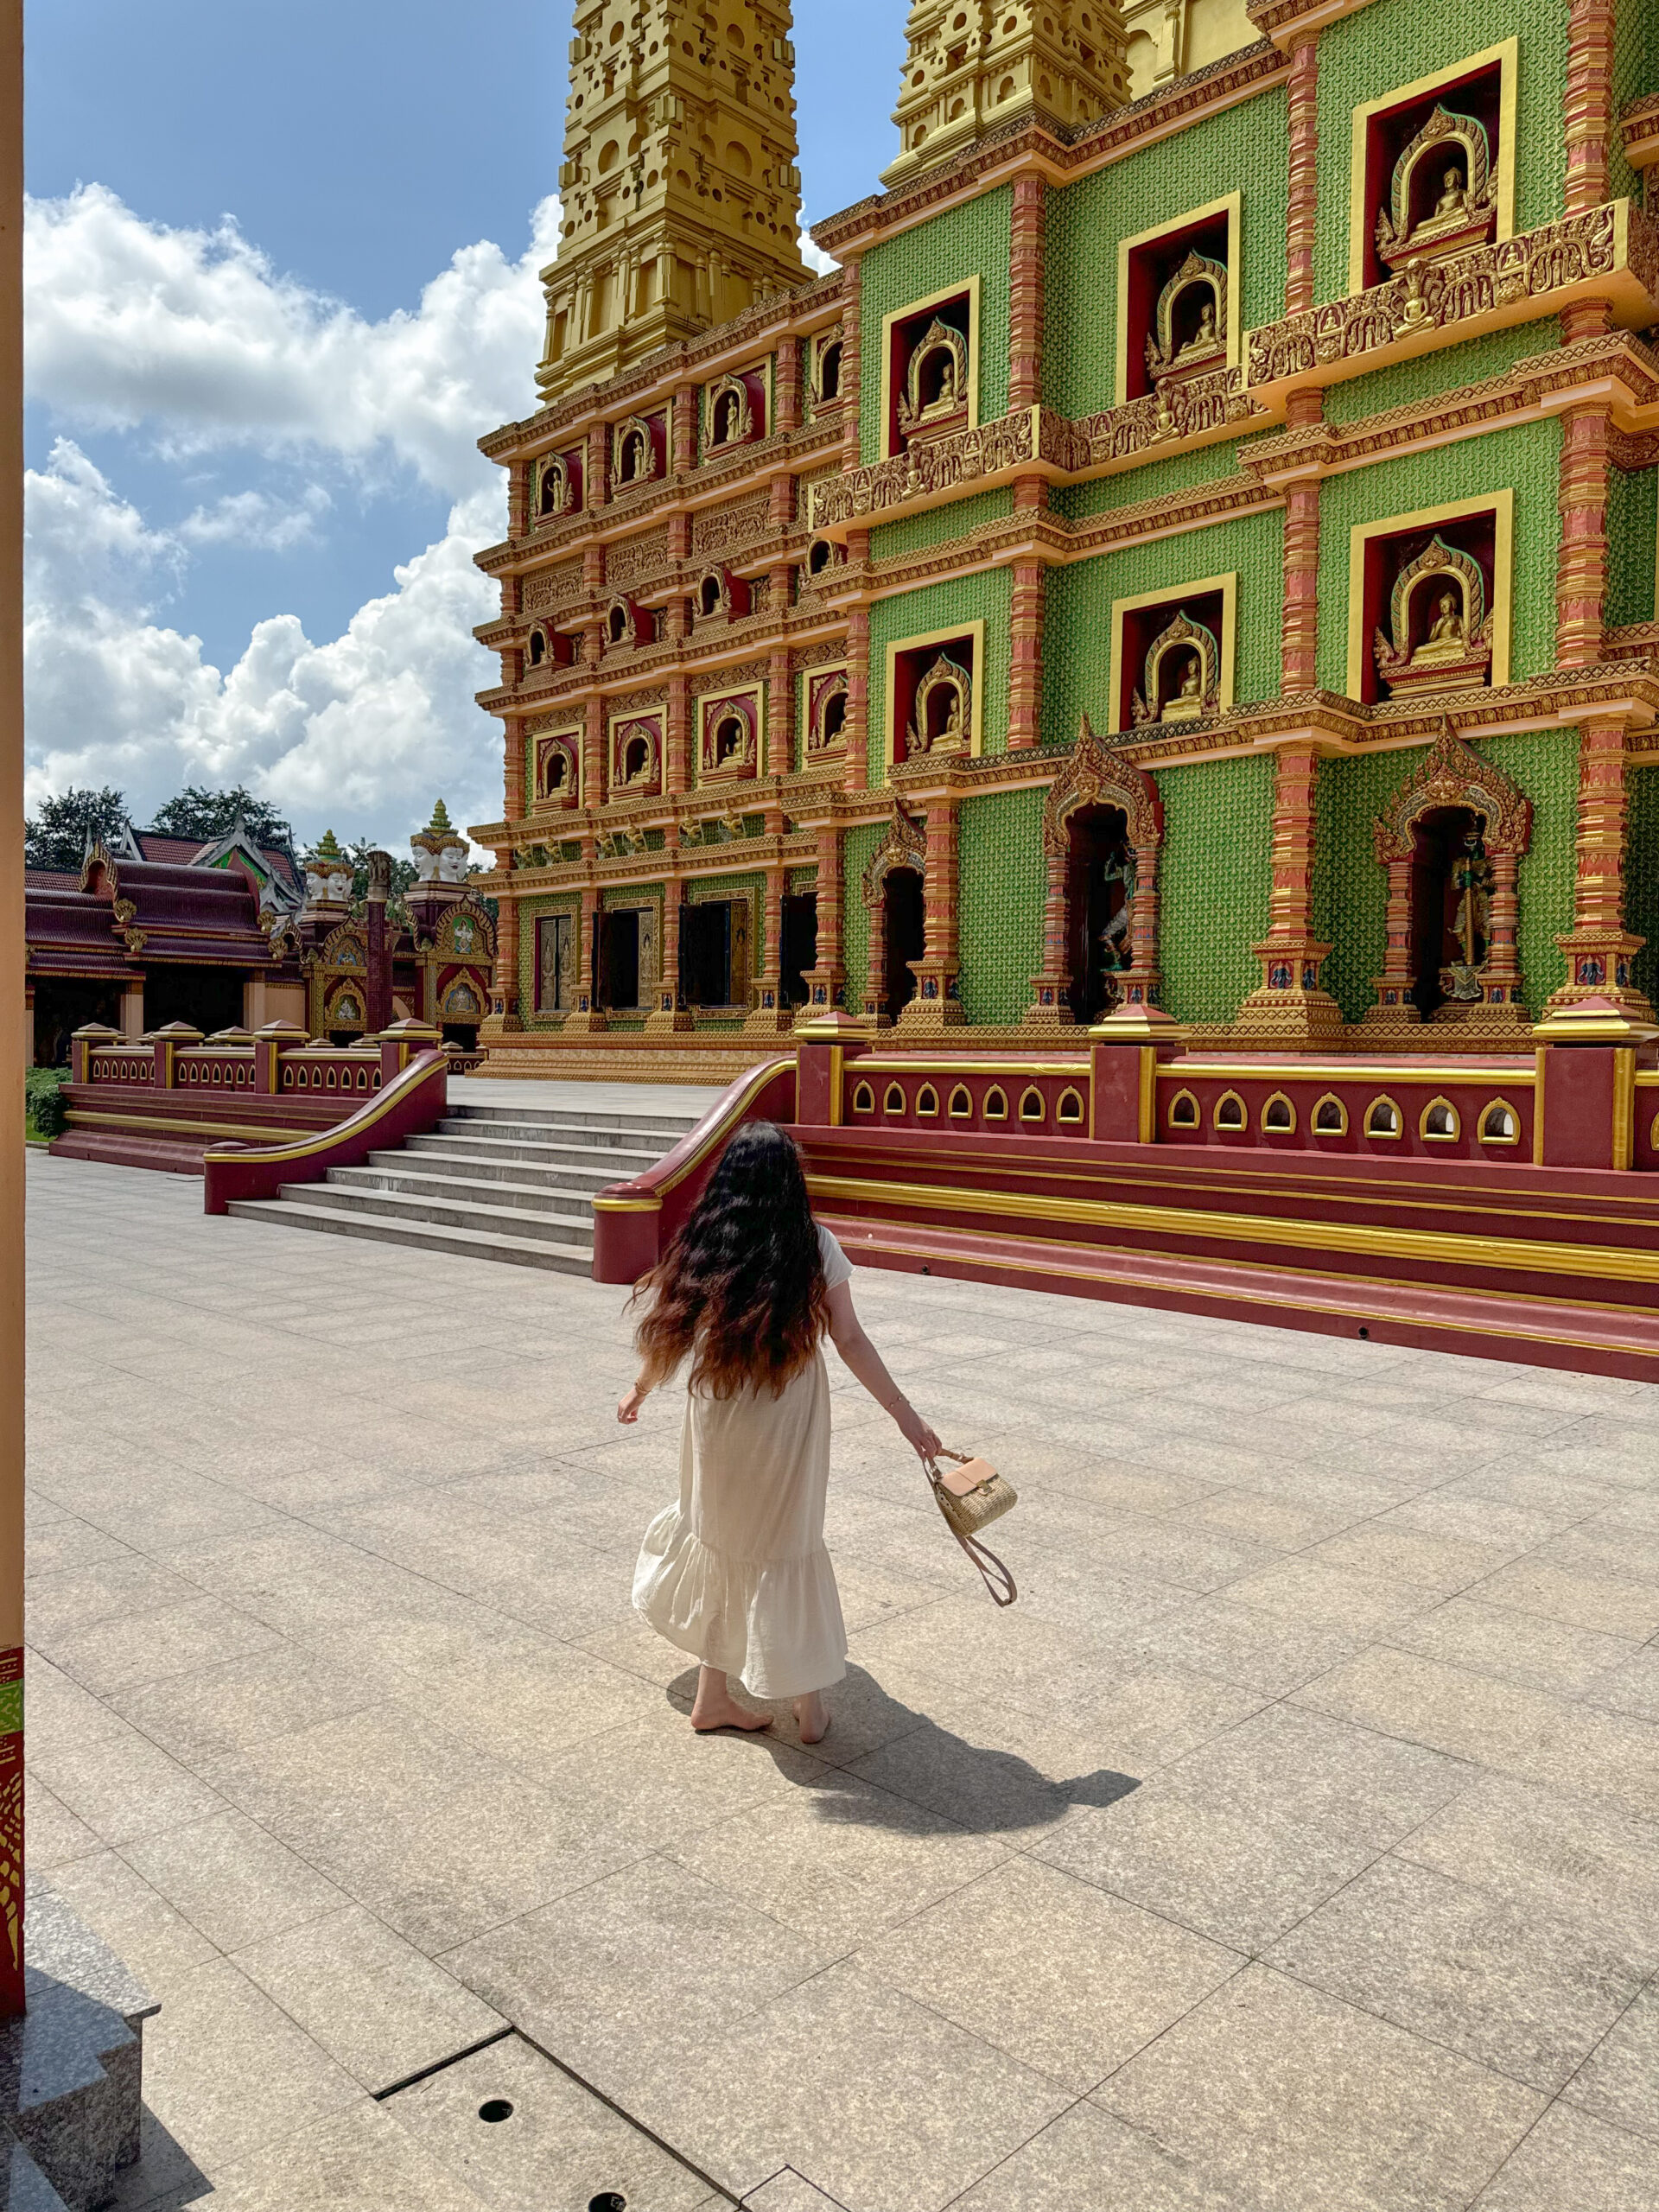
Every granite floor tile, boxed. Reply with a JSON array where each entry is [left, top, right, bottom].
[[123, 1808, 352, 1952], [1471, 2101, 1659, 2210], [1266, 1854, 1643, 2090], [1566, 1986, 1659, 2145], [42, 1848, 219, 1999], [24, 1553, 207, 1638], [1094, 1965, 1541, 2212], [1395, 1777, 1659, 1972], [138, 1955, 364, 2172], [1386, 1598, 1637, 1699], [103, 1643, 390, 1768], [232, 1904, 506, 2094], [1465, 1559, 1659, 1640], [202, 2099, 491, 2212], [27, 1714, 227, 1847], [23, 1779, 103, 1870], [26, 1593, 286, 1699], [950, 2100, 1272, 2212], [1222, 1558, 1440, 1636], [388, 1641, 664, 1783], [1128, 1597, 1362, 1698], [1587, 1648, 1659, 1724], [857, 1854, 1242, 2091], [633, 1959, 1071, 2210]]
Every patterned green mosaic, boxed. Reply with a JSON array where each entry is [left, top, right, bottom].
[[1313, 417, 1561, 691], [1609, 467, 1658, 629], [1313, 0, 1568, 308], [515, 891, 580, 1028], [1611, 0, 1659, 201], [1042, 509, 1285, 749], [1320, 325, 1543, 427], [1156, 753, 1275, 1025], [1628, 763, 1659, 1012], [787, 865, 818, 894], [840, 822, 884, 1011], [871, 487, 1014, 561], [1056, 443, 1240, 522], [1313, 730, 1579, 1020], [1045, 89, 1288, 422], [860, 186, 1012, 468], [868, 567, 1013, 783], [957, 788, 1047, 1025]]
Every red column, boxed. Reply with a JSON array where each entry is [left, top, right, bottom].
[[1557, 400, 1611, 668], [1009, 560, 1045, 752], [666, 671, 691, 795], [845, 604, 871, 787], [1281, 391, 1323, 696], [1009, 174, 1045, 410], [801, 825, 844, 1015], [841, 257, 862, 469]]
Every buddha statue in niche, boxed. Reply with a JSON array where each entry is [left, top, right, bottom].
[[1414, 588, 1467, 663], [1373, 535, 1494, 697], [1374, 106, 1498, 272], [1144, 251, 1229, 387], [896, 318, 969, 443], [1162, 652, 1205, 722]]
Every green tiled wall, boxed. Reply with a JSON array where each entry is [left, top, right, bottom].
[[957, 788, 1046, 1025], [1628, 763, 1659, 1012], [1313, 0, 1568, 307], [1156, 753, 1275, 1024], [868, 568, 1014, 781], [1321, 324, 1543, 427], [871, 486, 1013, 560], [1043, 509, 1285, 750], [1045, 90, 1288, 422], [860, 187, 1012, 467], [1057, 442, 1240, 522], [1612, 0, 1659, 201], [1313, 417, 1561, 692], [1609, 467, 1658, 629]]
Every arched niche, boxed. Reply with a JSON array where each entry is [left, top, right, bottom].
[[1032, 715, 1164, 1022]]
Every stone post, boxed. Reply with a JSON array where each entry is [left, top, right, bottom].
[[897, 798, 963, 1029], [1565, 0, 1616, 218], [799, 825, 844, 1015], [364, 849, 393, 1035], [767, 648, 795, 779], [485, 864, 522, 1034], [794, 1009, 871, 1126], [118, 977, 146, 1039], [673, 381, 696, 476], [749, 857, 795, 1033], [1281, 392, 1324, 696], [584, 695, 606, 810], [841, 256, 862, 470], [1534, 999, 1659, 1169], [1087, 1006, 1188, 1144], [667, 672, 691, 794], [1027, 840, 1075, 1027], [647, 859, 692, 1031], [775, 336, 802, 435], [1549, 717, 1653, 1014], [565, 881, 608, 1033]]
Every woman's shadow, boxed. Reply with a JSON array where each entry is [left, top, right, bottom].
[[666, 1664, 1138, 1838]]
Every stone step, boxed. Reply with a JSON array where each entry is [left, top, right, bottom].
[[226, 1198, 595, 1272], [335, 1163, 595, 1219], [366, 1146, 613, 1196], [412, 1131, 663, 1178], [444, 1105, 700, 1139], [276, 1180, 594, 1247], [435, 1116, 693, 1153]]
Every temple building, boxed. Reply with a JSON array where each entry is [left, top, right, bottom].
[[467, 0, 1659, 1082], [25, 807, 495, 1065]]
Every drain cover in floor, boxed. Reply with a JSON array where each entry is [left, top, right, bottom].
[[380, 2035, 721, 2209]]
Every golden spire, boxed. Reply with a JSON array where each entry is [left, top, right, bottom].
[[537, 1, 810, 404], [884, 1, 1131, 189]]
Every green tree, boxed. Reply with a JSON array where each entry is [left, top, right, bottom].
[[149, 784, 295, 853], [23, 786, 130, 870]]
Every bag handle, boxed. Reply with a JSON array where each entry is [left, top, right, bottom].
[[924, 1455, 1018, 1608]]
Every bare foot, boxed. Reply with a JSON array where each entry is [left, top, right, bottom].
[[690, 1688, 772, 1733], [795, 1692, 830, 1745]]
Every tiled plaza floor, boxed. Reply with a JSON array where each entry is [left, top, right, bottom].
[[22, 1141, 1659, 2211]]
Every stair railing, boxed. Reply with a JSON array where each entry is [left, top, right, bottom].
[[202, 1050, 450, 1216]]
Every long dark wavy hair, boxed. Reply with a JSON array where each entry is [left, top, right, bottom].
[[632, 1122, 828, 1398]]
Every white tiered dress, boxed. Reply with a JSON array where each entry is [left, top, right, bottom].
[[632, 1225, 854, 1700]]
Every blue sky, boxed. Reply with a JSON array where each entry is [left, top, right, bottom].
[[22, 1, 906, 849]]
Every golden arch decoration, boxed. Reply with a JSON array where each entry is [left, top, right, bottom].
[[704, 372, 755, 449], [1372, 720, 1531, 865], [1480, 1097, 1521, 1146], [1144, 248, 1228, 383], [861, 798, 927, 909], [1132, 609, 1222, 728], [947, 1083, 972, 1118], [1365, 1095, 1403, 1138], [906, 653, 973, 758], [1313, 1092, 1349, 1136], [896, 315, 968, 441], [1057, 1087, 1085, 1125], [1421, 1095, 1460, 1141], [852, 1080, 875, 1114], [1213, 1090, 1246, 1131], [916, 1084, 940, 1116], [983, 1085, 1008, 1121], [883, 1082, 907, 1115], [537, 454, 571, 517], [1262, 1091, 1297, 1135], [1168, 1088, 1200, 1129], [1375, 104, 1497, 270], [1019, 1086, 1046, 1123], [613, 415, 657, 486]]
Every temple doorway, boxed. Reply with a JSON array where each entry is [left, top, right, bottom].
[[882, 866, 925, 1020], [682, 899, 747, 1010], [32, 978, 120, 1066], [144, 964, 245, 1038], [780, 893, 817, 1007], [601, 910, 641, 1011], [1065, 804, 1135, 1023], [1408, 804, 1491, 1018]]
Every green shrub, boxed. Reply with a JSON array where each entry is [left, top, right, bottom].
[[24, 1068, 69, 1142]]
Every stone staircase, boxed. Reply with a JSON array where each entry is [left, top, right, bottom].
[[226, 1097, 703, 1270]]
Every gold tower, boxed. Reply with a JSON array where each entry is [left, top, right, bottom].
[[537, 0, 810, 404], [883, 0, 1131, 188]]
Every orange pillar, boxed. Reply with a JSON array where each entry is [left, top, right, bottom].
[[0, 0, 24, 2017], [1556, 401, 1611, 668], [1549, 718, 1653, 1015], [1285, 34, 1319, 318], [841, 257, 862, 470], [800, 826, 844, 1015], [898, 800, 963, 1029], [1009, 175, 1044, 410], [1236, 742, 1343, 1046], [844, 603, 871, 788], [1009, 561, 1045, 752], [1562, 0, 1616, 338], [1281, 391, 1324, 696]]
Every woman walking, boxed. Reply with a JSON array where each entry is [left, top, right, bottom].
[[619, 1122, 940, 1745]]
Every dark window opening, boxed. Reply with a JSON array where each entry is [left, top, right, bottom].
[[781, 893, 817, 1005], [818, 340, 842, 401], [882, 866, 925, 1021], [32, 977, 122, 1066], [715, 714, 745, 764], [601, 908, 641, 1011], [808, 538, 832, 576], [1065, 804, 1134, 1023], [700, 575, 723, 616], [528, 630, 545, 666], [681, 900, 734, 1007], [821, 690, 847, 745], [1408, 804, 1488, 1020], [145, 963, 245, 1037]]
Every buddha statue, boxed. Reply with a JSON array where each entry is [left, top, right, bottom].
[[1433, 165, 1467, 221], [1172, 295, 1221, 366], [1161, 652, 1206, 722], [1413, 588, 1467, 664]]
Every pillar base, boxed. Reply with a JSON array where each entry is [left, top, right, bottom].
[[1233, 988, 1345, 1050], [479, 1011, 523, 1041], [1024, 976, 1078, 1029], [1547, 931, 1653, 1021], [560, 1007, 610, 1034], [645, 997, 695, 1033], [745, 992, 798, 1034]]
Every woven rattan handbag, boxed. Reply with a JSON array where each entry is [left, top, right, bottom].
[[925, 1448, 1018, 1607]]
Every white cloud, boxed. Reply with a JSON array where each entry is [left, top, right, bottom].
[[798, 229, 840, 277], [25, 184, 560, 499], [23, 441, 501, 849], [178, 485, 332, 551]]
